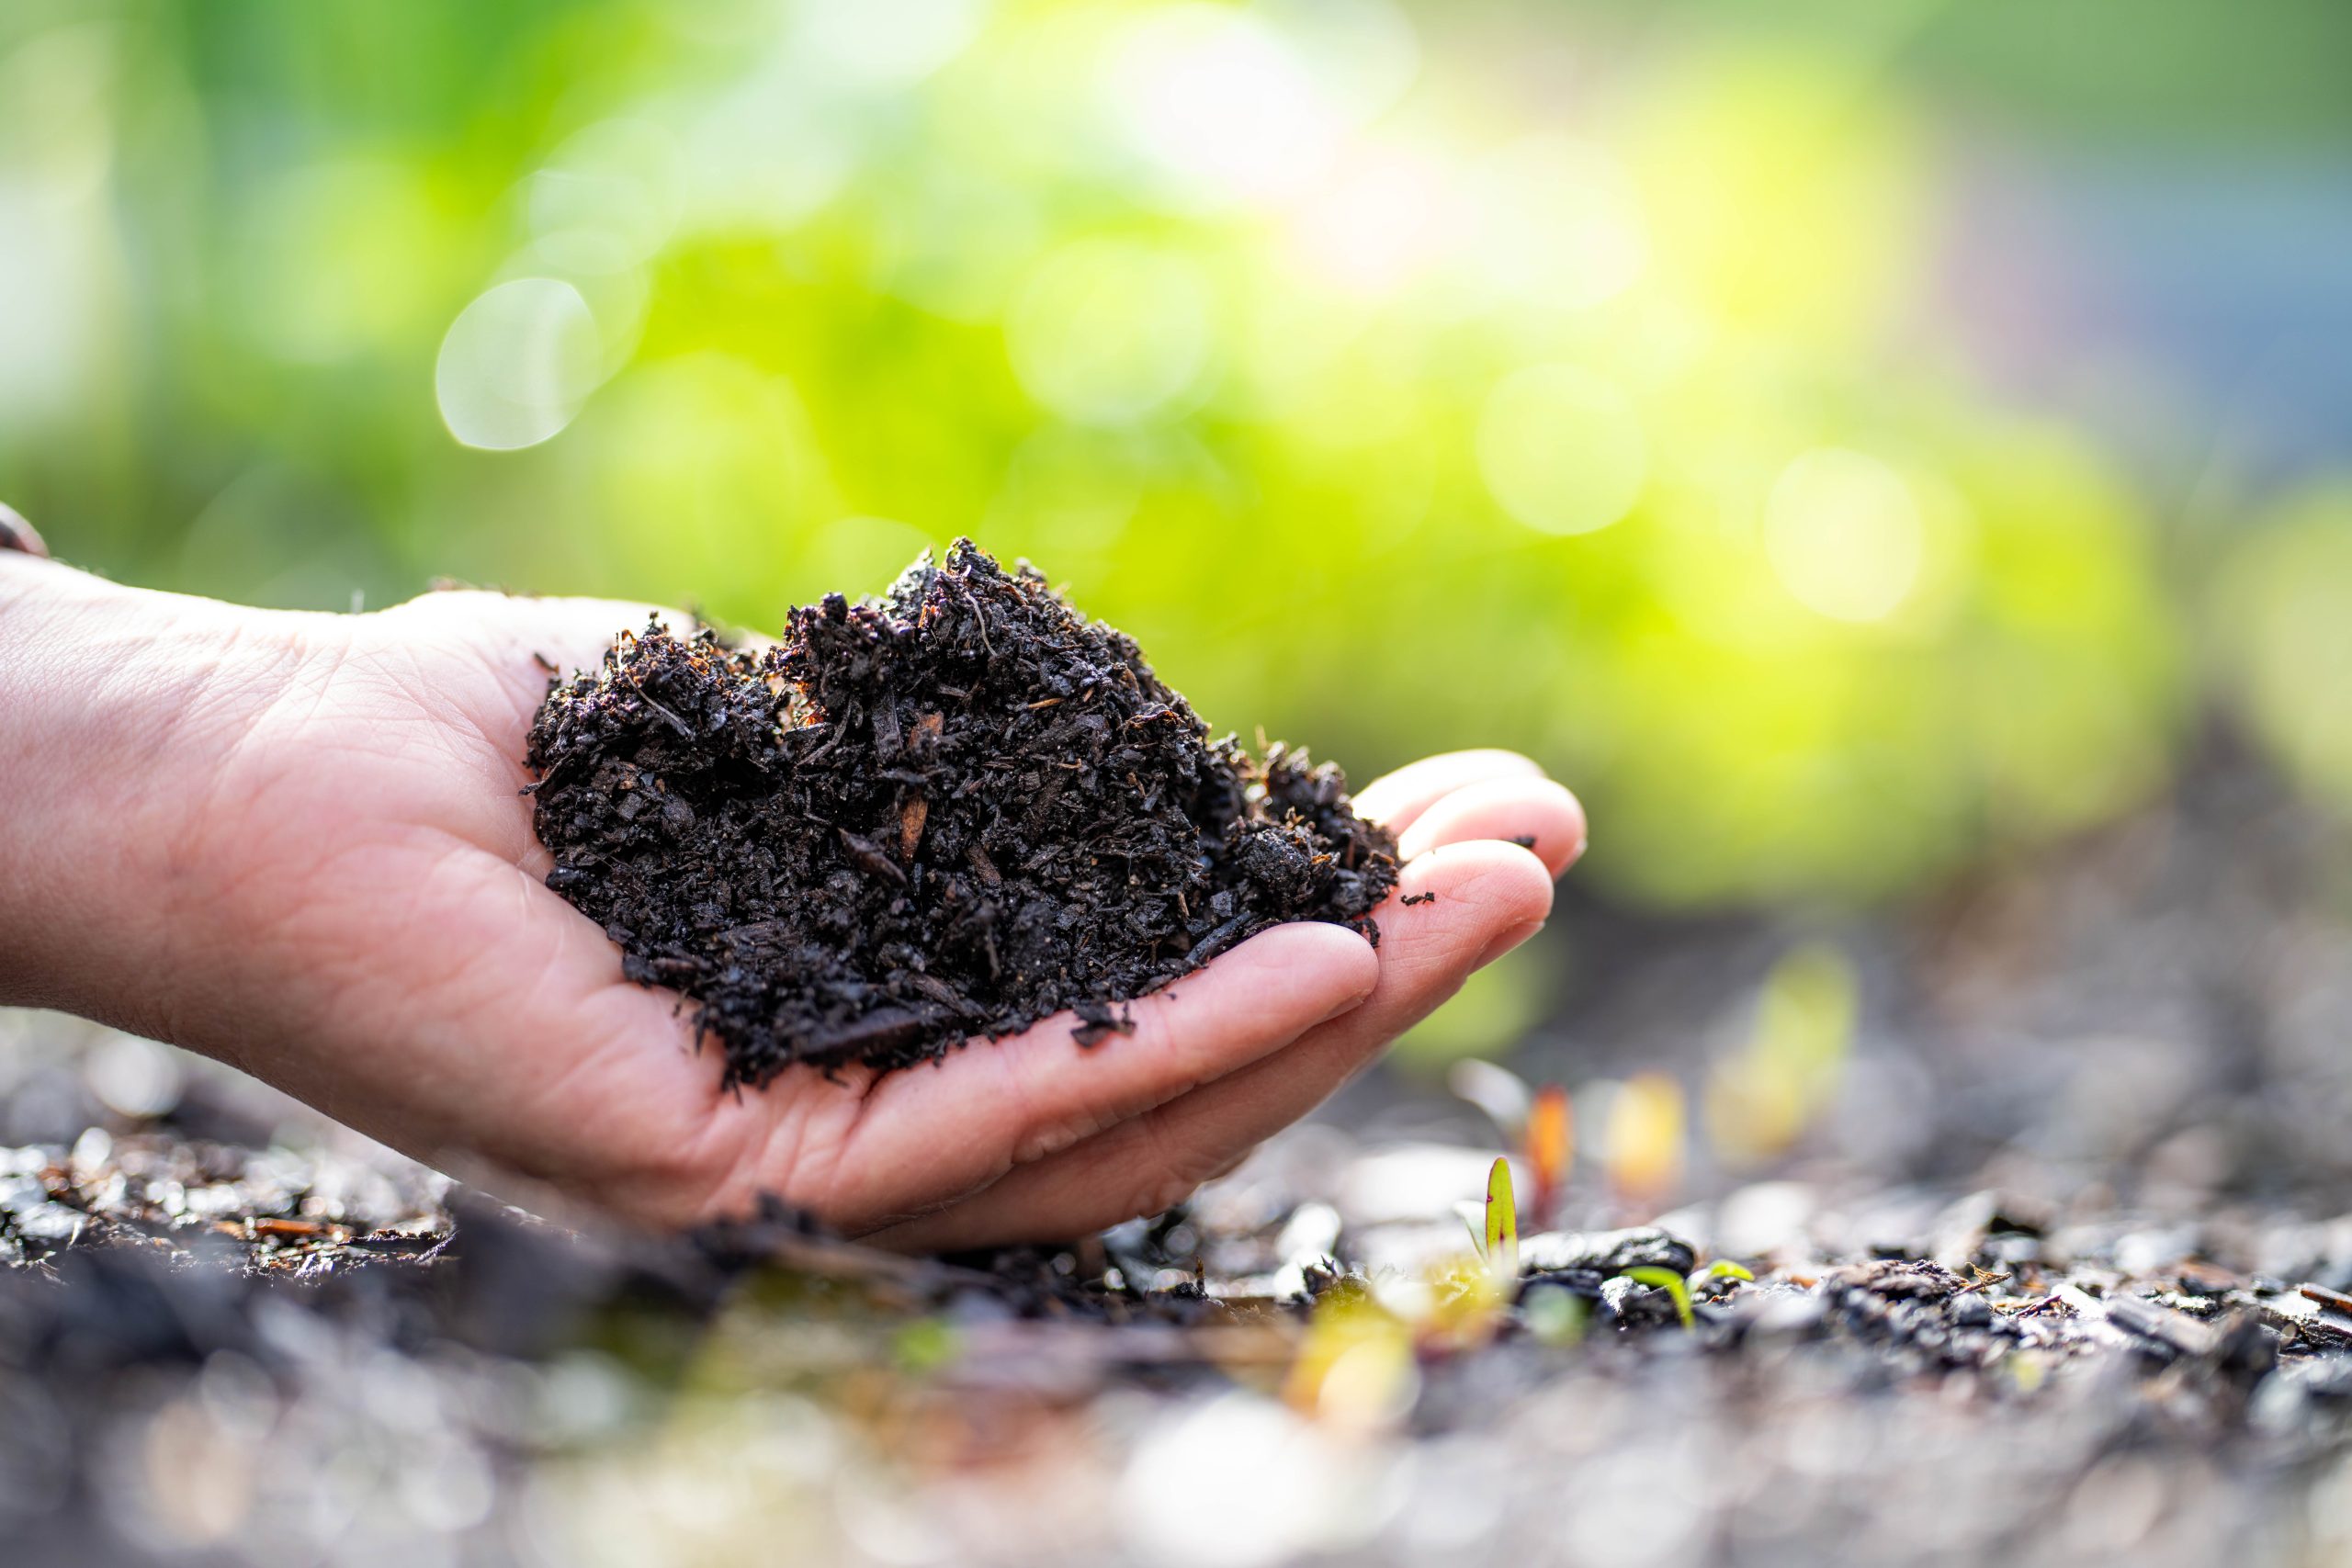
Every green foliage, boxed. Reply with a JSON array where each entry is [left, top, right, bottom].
[[0, 1, 2233, 912], [2213, 485, 2352, 814]]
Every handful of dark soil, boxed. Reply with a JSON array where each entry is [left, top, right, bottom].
[[525, 542, 1399, 1085]]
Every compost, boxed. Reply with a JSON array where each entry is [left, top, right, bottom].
[[525, 541, 1398, 1083]]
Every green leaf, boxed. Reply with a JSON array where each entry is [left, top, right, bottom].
[[1623, 1265, 1695, 1329], [1703, 1260, 1755, 1282], [1485, 1156, 1519, 1282]]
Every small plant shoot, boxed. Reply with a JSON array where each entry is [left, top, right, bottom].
[[1623, 1265, 1696, 1329], [1485, 1156, 1520, 1284]]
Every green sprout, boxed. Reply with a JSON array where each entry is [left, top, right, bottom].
[[1702, 1260, 1756, 1283], [1485, 1156, 1520, 1284], [1623, 1265, 1696, 1329]]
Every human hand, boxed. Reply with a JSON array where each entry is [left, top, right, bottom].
[[0, 558, 1581, 1245]]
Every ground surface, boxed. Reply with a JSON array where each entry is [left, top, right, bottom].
[[6, 740, 2352, 1567]]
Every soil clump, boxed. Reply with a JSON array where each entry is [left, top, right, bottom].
[[526, 541, 1398, 1084]]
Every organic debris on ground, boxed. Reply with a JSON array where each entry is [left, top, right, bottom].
[[0, 1131, 447, 1277], [526, 542, 1397, 1081], [9, 1107, 2352, 1567], [8, 747, 2352, 1564]]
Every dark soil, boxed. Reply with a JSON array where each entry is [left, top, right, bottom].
[[525, 541, 1398, 1084], [12, 746, 2352, 1566]]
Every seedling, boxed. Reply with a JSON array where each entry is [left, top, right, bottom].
[[1423, 1257, 1509, 1351], [1623, 1265, 1695, 1329], [1448, 1067, 1575, 1229], [1700, 1260, 1755, 1284], [1484, 1156, 1520, 1285]]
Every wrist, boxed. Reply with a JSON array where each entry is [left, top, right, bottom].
[[0, 558, 325, 1032]]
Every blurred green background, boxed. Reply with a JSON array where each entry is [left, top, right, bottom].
[[4, 0, 2349, 920]]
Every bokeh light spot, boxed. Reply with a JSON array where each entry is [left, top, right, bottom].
[[1106, 5, 1343, 210], [435, 278, 604, 451], [85, 1034, 184, 1120], [679, 80, 854, 233], [1468, 135, 1648, 312], [1476, 365, 1647, 536], [2216, 491, 2352, 810], [528, 119, 683, 276], [790, 0, 988, 86], [1009, 240, 1213, 424], [1261, 0, 1419, 127], [1763, 447, 1926, 623], [1290, 141, 1460, 297]]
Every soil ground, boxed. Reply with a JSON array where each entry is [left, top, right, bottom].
[[4, 736, 2351, 1567]]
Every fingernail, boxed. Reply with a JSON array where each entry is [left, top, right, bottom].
[[1475, 919, 1545, 969]]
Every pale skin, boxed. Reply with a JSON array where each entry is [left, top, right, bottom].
[[0, 544, 1583, 1248]]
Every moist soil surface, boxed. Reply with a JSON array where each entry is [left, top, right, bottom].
[[8, 1089, 2352, 1568], [9, 745, 2352, 1565], [525, 541, 1398, 1083]]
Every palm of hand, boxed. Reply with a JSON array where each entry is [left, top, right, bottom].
[[184, 591, 1579, 1247]]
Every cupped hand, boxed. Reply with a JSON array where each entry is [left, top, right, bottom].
[[28, 580, 1583, 1246]]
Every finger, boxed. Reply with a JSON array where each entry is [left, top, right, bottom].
[[0, 502, 50, 558], [1396, 776, 1587, 877], [788, 921, 1379, 1232], [1351, 749, 1546, 831], [868, 839, 1551, 1249]]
